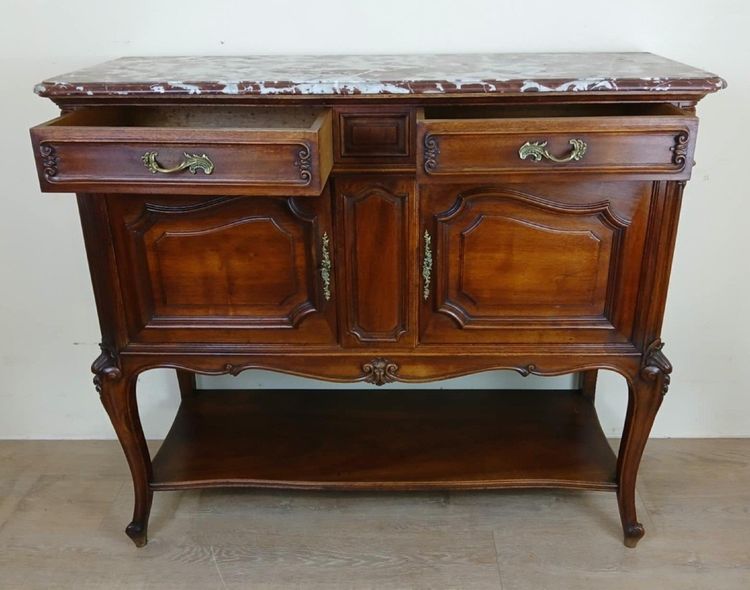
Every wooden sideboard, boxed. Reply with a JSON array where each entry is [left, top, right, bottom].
[[30, 53, 725, 548]]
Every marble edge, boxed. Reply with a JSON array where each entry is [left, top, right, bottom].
[[32, 53, 728, 99], [33, 76, 727, 98]]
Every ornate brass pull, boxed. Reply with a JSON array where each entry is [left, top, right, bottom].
[[141, 151, 215, 175], [518, 139, 587, 163], [422, 230, 433, 301], [320, 232, 332, 301]]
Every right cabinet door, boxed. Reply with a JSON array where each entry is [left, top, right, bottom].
[[419, 181, 652, 345]]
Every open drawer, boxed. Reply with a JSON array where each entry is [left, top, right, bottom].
[[417, 104, 698, 181], [30, 106, 333, 196]]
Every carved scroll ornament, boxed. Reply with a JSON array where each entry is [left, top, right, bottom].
[[362, 358, 399, 386], [640, 339, 673, 396]]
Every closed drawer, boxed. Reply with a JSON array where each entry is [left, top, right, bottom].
[[334, 108, 414, 167], [417, 104, 698, 181], [30, 106, 333, 196]]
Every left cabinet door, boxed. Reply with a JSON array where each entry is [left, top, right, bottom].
[[107, 192, 337, 345]]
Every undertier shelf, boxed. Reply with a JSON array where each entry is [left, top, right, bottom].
[[151, 388, 617, 491]]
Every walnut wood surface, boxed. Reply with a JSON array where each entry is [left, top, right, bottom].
[[417, 105, 698, 182], [335, 176, 417, 347], [334, 107, 414, 168], [419, 181, 649, 344], [106, 193, 336, 345], [30, 53, 724, 547], [30, 108, 333, 196], [151, 389, 617, 491]]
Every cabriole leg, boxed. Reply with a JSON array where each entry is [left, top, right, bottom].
[[616, 341, 672, 548], [93, 349, 153, 547]]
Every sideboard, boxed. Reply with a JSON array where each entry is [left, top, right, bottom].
[[30, 53, 725, 547]]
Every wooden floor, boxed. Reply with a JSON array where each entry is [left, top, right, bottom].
[[0, 439, 748, 589]]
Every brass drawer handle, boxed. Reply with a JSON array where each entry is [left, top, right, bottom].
[[141, 151, 215, 175], [320, 232, 332, 301], [422, 230, 433, 301], [518, 139, 587, 163]]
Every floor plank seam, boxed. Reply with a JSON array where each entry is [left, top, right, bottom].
[[210, 545, 229, 589], [491, 529, 506, 590]]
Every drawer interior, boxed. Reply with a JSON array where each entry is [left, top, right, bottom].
[[48, 106, 328, 130], [421, 103, 688, 121]]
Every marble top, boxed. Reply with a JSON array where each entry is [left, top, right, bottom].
[[34, 53, 726, 99]]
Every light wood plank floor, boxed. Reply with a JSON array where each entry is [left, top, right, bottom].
[[0, 439, 748, 589]]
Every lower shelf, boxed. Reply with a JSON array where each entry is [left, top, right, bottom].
[[151, 390, 616, 490], [151, 388, 617, 492]]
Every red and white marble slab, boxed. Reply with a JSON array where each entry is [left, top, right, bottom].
[[34, 53, 725, 98]]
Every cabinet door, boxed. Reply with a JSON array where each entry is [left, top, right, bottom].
[[108, 192, 336, 345], [335, 177, 417, 347], [419, 182, 650, 345]]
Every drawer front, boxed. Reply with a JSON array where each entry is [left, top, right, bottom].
[[419, 181, 652, 345], [108, 193, 337, 345], [418, 108, 698, 181], [30, 107, 333, 196], [334, 108, 414, 167]]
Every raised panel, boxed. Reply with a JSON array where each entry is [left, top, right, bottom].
[[337, 177, 416, 346], [151, 218, 298, 307], [334, 108, 414, 167], [459, 215, 605, 309], [420, 183, 651, 345], [108, 193, 336, 345]]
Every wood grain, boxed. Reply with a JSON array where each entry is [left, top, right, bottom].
[[31, 107, 334, 196], [150, 389, 617, 491], [417, 104, 698, 182]]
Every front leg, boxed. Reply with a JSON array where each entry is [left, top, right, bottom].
[[92, 348, 153, 547], [616, 340, 672, 547], [176, 369, 197, 400]]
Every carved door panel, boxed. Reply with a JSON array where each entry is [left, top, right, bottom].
[[419, 182, 652, 345], [108, 192, 336, 345], [335, 177, 417, 347]]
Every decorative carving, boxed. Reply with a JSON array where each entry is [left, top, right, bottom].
[[670, 132, 689, 167], [422, 230, 433, 301], [142, 196, 232, 214], [362, 358, 399, 386], [423, 134, 440, 173], [639, 339, 673, 396], [518, 363, 538, 377], [91, 344, 122, 393], [294, 144, 313, 184], [39, 144, 58, 178]]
